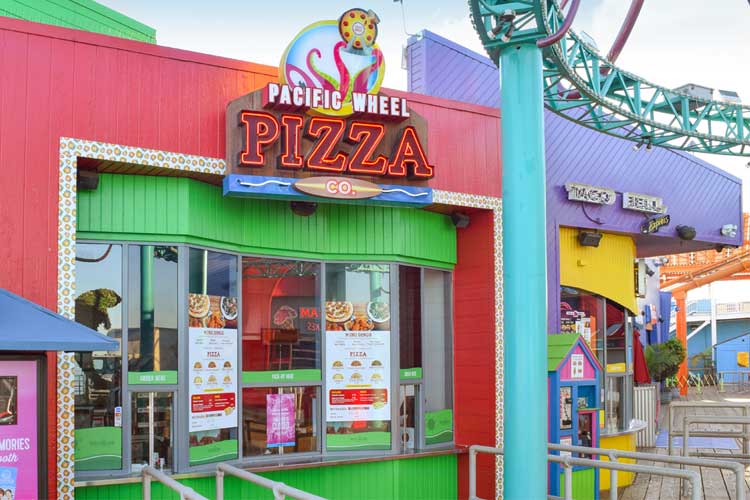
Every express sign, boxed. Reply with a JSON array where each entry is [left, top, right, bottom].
[[225, 8, 434, 181]]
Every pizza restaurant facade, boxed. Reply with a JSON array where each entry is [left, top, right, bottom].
[[0, 10, 502, 500]]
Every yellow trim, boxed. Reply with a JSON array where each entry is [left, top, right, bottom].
[[559, 228, 637, 313], [599, 433, 637, 490]]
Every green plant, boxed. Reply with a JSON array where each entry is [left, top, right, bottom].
[[645, 338, 687, 383]]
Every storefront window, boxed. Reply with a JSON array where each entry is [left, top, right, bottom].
[[422, 269, 453, 445], [558, 287, 634, 433], [399, 266, 422, 378], [325, 264, 392, 451], [560, 287, 604, 364], [128, 246, 179, 383], [131, 392, 173, 471], [74, 243, 123, 471], [188, 249, 239, 466], [242, 258, 321, 378], [242, 386, 318, 456]]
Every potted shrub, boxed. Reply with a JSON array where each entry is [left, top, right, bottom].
[[645, 338, 687, 403]]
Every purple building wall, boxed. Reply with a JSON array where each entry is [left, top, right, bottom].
[[406, 30, 744, 332]]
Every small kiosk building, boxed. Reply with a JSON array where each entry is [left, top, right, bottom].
[[548, 333, 602, 500]]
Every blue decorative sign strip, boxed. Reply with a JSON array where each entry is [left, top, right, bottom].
[[223, 174, 433, 207]]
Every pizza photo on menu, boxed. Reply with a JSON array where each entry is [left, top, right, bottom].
[[188, 293, 211, 318], [326, 301, 353, 323]]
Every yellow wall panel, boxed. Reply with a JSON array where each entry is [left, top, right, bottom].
[[559, 227, 637, 313]]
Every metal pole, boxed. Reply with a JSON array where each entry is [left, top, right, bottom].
[[608, 452, 618, 500], [141, 246, 155, 371], [216, 469, 224, 500], [682, 415, 690, 496], [501, 41, 548, 500], [469, 447, 477, 500], [563, 462, 573, 500], [143, 474, 151, 500], [668, 404, 673, 456]]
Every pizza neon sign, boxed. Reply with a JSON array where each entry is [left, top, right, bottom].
[[238, 111, 433, 179]]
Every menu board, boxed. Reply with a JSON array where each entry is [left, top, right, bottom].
[[325, 300, 391, 422], [188, 293, 238, 432]]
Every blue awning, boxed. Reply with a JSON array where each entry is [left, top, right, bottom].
[[0, 288, 119, 352]]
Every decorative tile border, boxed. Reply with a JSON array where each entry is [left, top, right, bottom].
[[434, 190, 504, 497], [55, 144, 504, 497], [56, 352, 76, 499], [56, 138, 226, 499]]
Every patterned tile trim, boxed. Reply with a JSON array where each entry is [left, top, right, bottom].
[[433, 190, 503, 498], [54, 147, 503, 498], [56, 352, 75, 499], [56, 138, 226, 499]]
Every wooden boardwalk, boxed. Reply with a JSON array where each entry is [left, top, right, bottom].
[[621, 387, 750, 500]]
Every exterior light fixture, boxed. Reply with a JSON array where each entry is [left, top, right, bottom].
[[676, 225, 696, 241], [632, 142, 643, 152], [77, 169, 100, 191], [721, 224, 738, 238], [450, 212, 471, 228], [577, 230, 602, 247], [290, 201, 317, 217]]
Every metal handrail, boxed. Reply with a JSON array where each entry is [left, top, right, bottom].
[[669, 401, 750, 456], [551, 442, 745, 500], [142, 466, 209, 500], [469, 444, 702, 500], [683, 415, 750, 460], [216, 463, 327, 500]]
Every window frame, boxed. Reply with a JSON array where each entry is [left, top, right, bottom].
[[74, 239, 455, 478]]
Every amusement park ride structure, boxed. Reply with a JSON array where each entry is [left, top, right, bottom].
[[468, 1, 750, 498]]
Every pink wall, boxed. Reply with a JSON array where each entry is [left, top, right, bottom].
[[559, 345, 596, 381]]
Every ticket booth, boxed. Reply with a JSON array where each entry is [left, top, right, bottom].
[[548, 333, 602, 500], [0, 288, 119, 499]]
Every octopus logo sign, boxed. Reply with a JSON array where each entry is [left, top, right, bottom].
[[279, 8, 385, 117]]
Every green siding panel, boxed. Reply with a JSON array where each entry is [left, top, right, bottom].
[[75, 454, 458, 500], [560, 468, 596, 500], [77, 174, 457, 268], [0, 0, 156, 43]]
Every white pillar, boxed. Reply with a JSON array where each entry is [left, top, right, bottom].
[[710, 283, 718, 361]]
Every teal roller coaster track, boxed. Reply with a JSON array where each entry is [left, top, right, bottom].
[[469, 0, 750, 156]]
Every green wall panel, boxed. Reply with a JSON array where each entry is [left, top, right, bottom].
[[77, 174, 457, 268], [75, 454, 458, 500], [560, 468, 596, 500], [0, 0, 156, 43]]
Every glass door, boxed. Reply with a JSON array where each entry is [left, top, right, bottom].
[[131, 392, 174, 471], [399, 384, 419, 452]]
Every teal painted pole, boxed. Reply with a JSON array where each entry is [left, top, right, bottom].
[[501, 43, 548, 499], [140, 245, 155, 371]]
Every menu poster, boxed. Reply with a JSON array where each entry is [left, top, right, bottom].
[[325, 301, 391, 422], [188, 294, 239, 432], [266, 394, 296, 448]]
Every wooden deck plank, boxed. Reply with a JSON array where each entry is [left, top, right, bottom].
[[626, 386, 750, 499]]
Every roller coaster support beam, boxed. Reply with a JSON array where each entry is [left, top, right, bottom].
[[501, 42, 548, 500]]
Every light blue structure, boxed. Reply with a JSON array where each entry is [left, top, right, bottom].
[[715, 334, 750, 383], [501, 43, 549, 500]]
